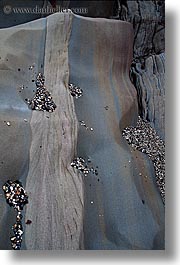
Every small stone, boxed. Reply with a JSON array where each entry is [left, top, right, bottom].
[[29, 65, 35, 70], [26, 220, 32, 225], [69, 83, 83, 98], [19, 85, 24, 90], [6, 121, 11, 126]]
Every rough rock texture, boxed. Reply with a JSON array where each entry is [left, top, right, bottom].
[[131, 53, 165, 140], [117, 0, 165, 59], [0, 13, 84, 250], [117, 0, 165, 140], [25, 13, 84, 250]]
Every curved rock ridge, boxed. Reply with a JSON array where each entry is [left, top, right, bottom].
[[68, 14, 164, 250]]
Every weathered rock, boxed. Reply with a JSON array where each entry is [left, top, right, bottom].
[[117, 0, 165, 59], [0, 12, 84, 250], [0, 8, 165, 250], [117, 0, 165, 139], [131, 53, 165, 140]]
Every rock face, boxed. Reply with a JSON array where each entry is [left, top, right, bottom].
[[0, 4, 165, 250], [24, 13, 84, 250], [69, 14, 164, 250], [131, 53, 165, 140], [117, 0, 165, 140], [117, 0, 165, 59], [0, 13, 84, 250]]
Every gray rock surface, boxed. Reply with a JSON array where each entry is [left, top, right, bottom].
[[117, 0, 165, 59], [0, 2, 165, 250], [69, 14, 164, 250], [131, 53, 165, 139], [117, 0, 165, 140]]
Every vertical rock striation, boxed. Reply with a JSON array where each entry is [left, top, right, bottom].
[[25, 13, 84, 250], [117, 0, 165, 140]]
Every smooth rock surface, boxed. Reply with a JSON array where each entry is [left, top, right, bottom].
[[0, 17, 46, 249], [69, 14, 164, 250]]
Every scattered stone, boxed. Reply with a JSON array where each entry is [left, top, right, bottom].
[[18, 85, 24, 91], [69, 83, 83, 98], [122, 116, 165, 203], [6, 121, 11, 126], [71, 157, 98, 177], [2, 180, 28, 250], [79, 120, 94, 131], [29, 64, 35, 70], [26, 73, 56, 113], [26, 220, 32, 225]]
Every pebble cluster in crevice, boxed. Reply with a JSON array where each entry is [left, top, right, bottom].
[[122, 116, 165, 203], [26, 73, 56, 112], [2, 180, 28, 250], [68, 83, 83, 98], [71, 157, 98, 177]]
